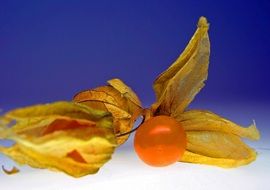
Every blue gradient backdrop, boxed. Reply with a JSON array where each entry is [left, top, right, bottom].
[[1, 1, 269, 109]]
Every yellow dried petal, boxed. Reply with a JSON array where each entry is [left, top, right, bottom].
[[152, 17, 210, 115], [73, 86, 121, 107], [176, 110, 260, 168], [0, 102, 116, 177], [0, 137, 115, 177], [73, 79, 142, 145], [74, 101, 133, 145], [176, 110, 260, 140], [186, 131, 255, 159], [181, 150, 257, 168], [4, 101, 109, 122], [108, 78, 142, 107]]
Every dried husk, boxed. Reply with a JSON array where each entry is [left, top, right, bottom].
[[151, 17, 260, 168], [152, 17, 210, 116], [73, 78, 142, 145], [0, 101, 116, 177]]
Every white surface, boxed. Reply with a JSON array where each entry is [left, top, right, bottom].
[[0, 136, 269, 190], [1, 102, 270, 190]]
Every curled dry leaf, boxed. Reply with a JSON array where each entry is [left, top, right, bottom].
[[152, 17, 210, 116], [184, 132, 257, 167], [73, 78, 143, 145], [2, 166, 20, 175], [150, 17, 260, 168], [181, 150, 257, 168], [0, 101, 116, 177], [175, 110, 260, 140], [107, 78, 142, 107], [177, 110, 259, 167]]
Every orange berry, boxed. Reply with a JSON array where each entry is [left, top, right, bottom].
[[134, 115, 186, 167]]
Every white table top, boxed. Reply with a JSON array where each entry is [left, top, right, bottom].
[[0, 102, 269, 190]]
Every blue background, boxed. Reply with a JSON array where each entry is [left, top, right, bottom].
[[0, 0, 269, 108]]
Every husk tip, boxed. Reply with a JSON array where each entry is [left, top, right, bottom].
[[107, 78, 121, 84], [198, 16, 209, 28], [249, 119, 260, 141]]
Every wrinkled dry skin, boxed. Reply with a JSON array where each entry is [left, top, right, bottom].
[[152, 17, 210, 116], [177, 110, 259, 167], [176, 110, 260, 140], [73, 78, 143, 145], [0, 101, 116, 177]]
